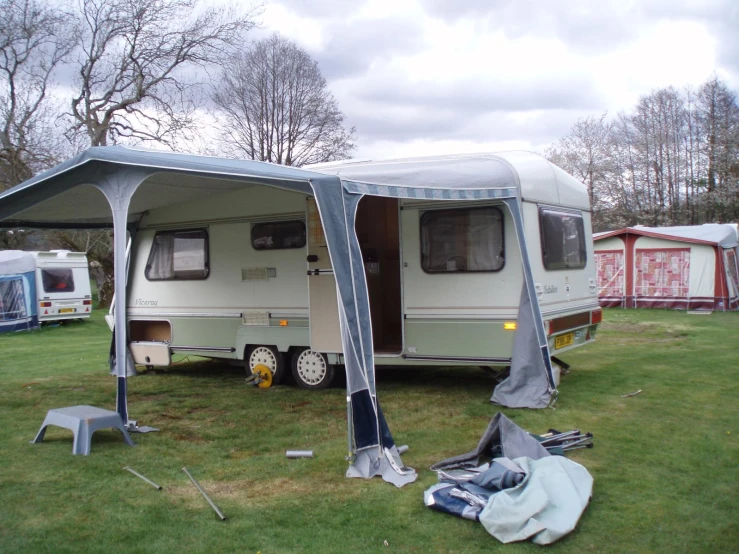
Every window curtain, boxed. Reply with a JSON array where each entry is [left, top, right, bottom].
[[147, 234, 175, 279]]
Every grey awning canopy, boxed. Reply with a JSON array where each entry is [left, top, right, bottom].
[[0, 148, 532, 227], [0, 146, 319, 227]]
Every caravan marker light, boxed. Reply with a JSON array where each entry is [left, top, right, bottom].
[[279, 320, 288, 326], [504, 322, 517, 330], [591, 309, 603, 325]]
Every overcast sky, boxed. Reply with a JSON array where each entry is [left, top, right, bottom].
[[248, 0, 738, 160]]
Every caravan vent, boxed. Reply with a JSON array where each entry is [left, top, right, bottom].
[[242, 311, 270, 326], [242, 267, 269, 281]]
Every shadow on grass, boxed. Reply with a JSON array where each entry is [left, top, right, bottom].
[[138, 359, 244, 380], [375, 365, 497, 392], [133, 359, 498, 397]]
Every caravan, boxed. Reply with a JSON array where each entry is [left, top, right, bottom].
[[121, 152, 602, 389], [0, 146, 606, 476], [32, 251, 93, 322], [0, 250, 39, 333]]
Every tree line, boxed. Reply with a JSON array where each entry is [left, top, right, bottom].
[[546, 77, 739, 232], [1, 0, 354, 305]]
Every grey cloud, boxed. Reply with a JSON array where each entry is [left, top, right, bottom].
[[340, 76, 603, 145], [420, 0, 641, 48], [354, 75, 603, 115], [332, 64, 605, 148], [418, 0, 738, 55], [309, 17, 426, 79], [274, 0, 369, 18], [639, 1, 739, 76], [349, 107, 594, 155]]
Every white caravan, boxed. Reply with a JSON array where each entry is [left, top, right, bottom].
[[32, 251, 93, 322], [122, 152, 601, 388]]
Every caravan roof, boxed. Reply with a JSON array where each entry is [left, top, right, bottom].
[[310, 151, 590, 210], [0, 250, 35, 274], [30, 251, 89, 268], [595, 224, 738, 249]]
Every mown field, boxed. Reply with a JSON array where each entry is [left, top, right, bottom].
[[0, 308, 737, 553]]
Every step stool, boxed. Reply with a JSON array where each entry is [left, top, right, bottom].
[[31, 405, 135, 455]]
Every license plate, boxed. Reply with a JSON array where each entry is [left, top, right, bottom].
[[555, 333, 574, 350], [59, 307, 76, 314]]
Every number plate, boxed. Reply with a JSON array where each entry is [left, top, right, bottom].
[[555, 332, 574, 350], [59, 307, 76, 314]]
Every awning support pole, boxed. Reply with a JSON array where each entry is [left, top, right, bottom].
[[503, 198, 557, 393], [97, 167, 153, 425]]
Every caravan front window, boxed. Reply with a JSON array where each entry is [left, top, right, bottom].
[[145, 229, 209, 280], [420, 207, 505, 273], [41, 269, 75, 292], [539, 209, 587, 270]]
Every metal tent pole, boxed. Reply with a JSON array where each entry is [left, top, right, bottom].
[[98, 167, 152, 425]]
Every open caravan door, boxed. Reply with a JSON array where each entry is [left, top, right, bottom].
[[307, 198, 342, 352]]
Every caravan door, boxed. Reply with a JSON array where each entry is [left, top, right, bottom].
[[306, 198, 342, 352]]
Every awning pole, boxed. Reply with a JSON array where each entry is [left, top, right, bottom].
[[97, 167, 151, 425], [111, 206, 129, 423], [503, 198, 557, 393]]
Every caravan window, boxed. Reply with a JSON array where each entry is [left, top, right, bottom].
[[41, 269, 75, 293], [539, 209, 587, 270], [251, 221, 306, 250], [420, 207, 505, 273], [145, 229, 209, 280], [1, 279, 26, 318]]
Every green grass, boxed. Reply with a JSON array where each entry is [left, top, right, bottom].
[[0, 309, 737, 553]]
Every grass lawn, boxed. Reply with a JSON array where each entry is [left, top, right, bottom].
[[0, 308, 737, 553]]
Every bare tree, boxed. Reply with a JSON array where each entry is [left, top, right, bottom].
[[69, 0, 260, 147], [62, 0, 259, 307], [0, 0, 75, 191], [212, 33, 355, 167], [545, 113, 615, 230], [695, 77, 739, 222], [547, 77, 739, 230]]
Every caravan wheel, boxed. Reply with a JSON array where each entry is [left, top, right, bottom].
[[291, 348, 334, 390], [247, 346, 285, 384]]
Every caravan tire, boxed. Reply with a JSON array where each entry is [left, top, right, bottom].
[[291, 348, 334, 390], [247, 345, 286, 385]]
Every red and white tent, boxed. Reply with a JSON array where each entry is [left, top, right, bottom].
[[594, 224, 739, 311]]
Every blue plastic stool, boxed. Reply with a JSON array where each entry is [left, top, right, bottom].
[[31, 405, 135, 455]]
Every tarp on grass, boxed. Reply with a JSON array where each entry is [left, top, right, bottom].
[[426, 413, 593, 545]]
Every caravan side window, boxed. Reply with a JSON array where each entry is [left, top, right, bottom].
[[539, 208, 587, 270], [251, 221, 306, 250], [41, 269, 75, 292], [420, 207, 505, 273], [145, 229, 209, 280]]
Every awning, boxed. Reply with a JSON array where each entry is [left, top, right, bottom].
[[0, 146, 564, 485]]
